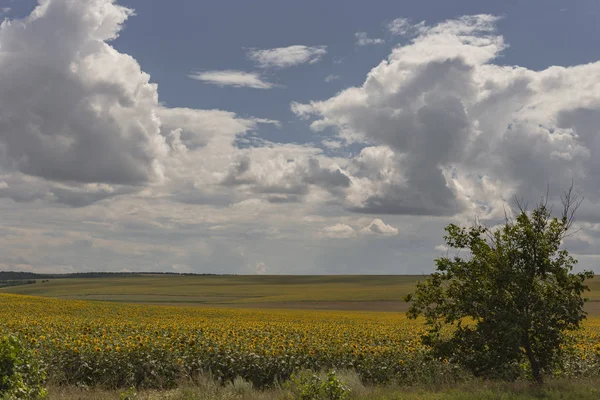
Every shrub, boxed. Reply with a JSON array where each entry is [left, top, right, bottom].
[[0, 335, 47, 399], [287, 370, 351, 400]]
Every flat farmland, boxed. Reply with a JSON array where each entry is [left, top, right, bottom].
[[1, 274, 599, 314], [2, 292, 600, 393], [2, 275, 600, 398], [0, 275, 420, 311]]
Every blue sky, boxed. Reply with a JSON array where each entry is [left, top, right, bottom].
[[112, 0, 599, 145], [0, 0, 600, 275]]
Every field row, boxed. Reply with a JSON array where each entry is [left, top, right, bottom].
[[2, 293, 600, 389]]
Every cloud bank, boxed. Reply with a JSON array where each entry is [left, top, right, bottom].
[[1, 2, 599, 274], [293, 14, 600, 223]]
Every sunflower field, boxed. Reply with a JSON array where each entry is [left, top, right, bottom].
[[1, 293, 600, 390]]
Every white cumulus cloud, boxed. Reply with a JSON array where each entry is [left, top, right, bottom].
[[188, 70, 274, 89], [320, 223, 356, 239], [251, 261, 267, 274], [387, 17, 424, 36], [247, 45, 327, 68], [355, 32, 384, 46], [361, 218, 399, 236], [292, 13, 600, 221], [0, 0, 168, 185]]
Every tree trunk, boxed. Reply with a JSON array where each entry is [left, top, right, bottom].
[[523, 335, 543, 384]]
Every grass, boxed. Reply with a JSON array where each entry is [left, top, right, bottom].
[[45, 374, 600, 400], [1, 274, 598, 314]]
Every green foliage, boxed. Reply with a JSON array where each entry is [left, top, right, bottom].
[[48, 345, 180, 389], [406, 187, 595, 383], [0, 335, 47, 399], [119, 386, 137, 400], [287, 370, 351, 400]]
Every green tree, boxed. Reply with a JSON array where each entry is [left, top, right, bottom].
[[405, 186, 594, 383]]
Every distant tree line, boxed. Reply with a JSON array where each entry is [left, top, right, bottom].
[[0, 271, 227, 281], [0, 279, 37, 288]]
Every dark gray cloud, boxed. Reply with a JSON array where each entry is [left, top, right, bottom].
[[0, 174, 135, 207], [50, 186, 136, 208], [221, 155, 350, 200], [267, 194, 302, 204], [304, 158, 351, 188]]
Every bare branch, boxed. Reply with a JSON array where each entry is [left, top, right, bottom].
[[503, 204, 514, 226], [539, 183, 550, 211], [479, 217, 498, 247], [562, 227, 583, 239], [513, 195, 528, 215], [561, 179, 583, 233]]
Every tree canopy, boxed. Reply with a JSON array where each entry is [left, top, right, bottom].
[[405, 186, 594, 383]]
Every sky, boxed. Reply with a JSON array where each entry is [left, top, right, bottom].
[[0, 0, 599, 275]]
